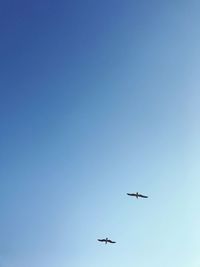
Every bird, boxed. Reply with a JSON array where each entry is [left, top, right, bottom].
[[97, 238, 116, 244], [127, 192, 148, 199]]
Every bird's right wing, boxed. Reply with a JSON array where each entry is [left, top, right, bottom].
[[97, 239, 105, 242], [139, 194, 148, 198], [108, 240, 116, 243], [127, 193, 136, 196]]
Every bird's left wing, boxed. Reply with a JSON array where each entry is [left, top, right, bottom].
[[127, 193, 136, 196]]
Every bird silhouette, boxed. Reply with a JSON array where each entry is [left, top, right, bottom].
[[127, 192, 148, 199], [97, 238, 116, 244]]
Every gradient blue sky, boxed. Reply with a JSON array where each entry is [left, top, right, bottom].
[[0, 1, 200, 267]]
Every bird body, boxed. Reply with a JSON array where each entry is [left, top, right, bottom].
[[97, 238, 116, 244], [127, 192, 148, 199]]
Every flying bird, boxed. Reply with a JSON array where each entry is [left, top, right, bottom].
[[127, 192, 148, 199], [97, 238, 116, 244]]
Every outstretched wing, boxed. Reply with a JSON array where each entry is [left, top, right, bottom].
[[127, 193, 137, 196], [107, 240, 116, 243], [138, 194, 148, 198], [98, 239, 106, 242]]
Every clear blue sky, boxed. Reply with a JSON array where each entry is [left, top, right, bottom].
[[0, 1, 199, 266]]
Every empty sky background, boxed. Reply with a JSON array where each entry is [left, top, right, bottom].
[[0, 1, 200, 267]]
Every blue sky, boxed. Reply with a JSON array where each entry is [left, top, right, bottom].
[[0, 1, 200, 266]]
